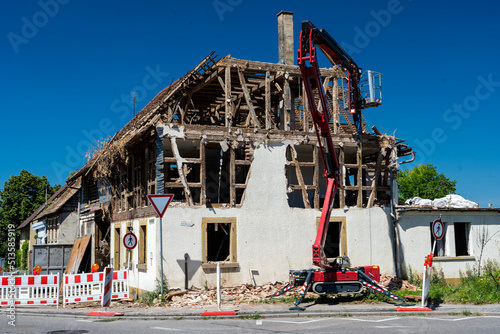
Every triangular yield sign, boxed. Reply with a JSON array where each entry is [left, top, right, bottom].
[[147, 194, 174, 218]]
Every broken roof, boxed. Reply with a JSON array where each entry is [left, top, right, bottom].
[[16, 176, 81, 230], [68, 51, 390, 183]]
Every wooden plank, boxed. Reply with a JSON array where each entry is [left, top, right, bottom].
[[367, 152, 384, 208], [237, 67, 260, 128], [333, 78, 339, 134], [339, 146, 345, 208], [200, 140, 206, 205], [221, 57, 341, 78], [164, 157, 201, 164], [265, 70, 271, 129], [230, 147, 236, 206], [357, 144, 363, 208], [286, 161, 316, 167], [283, 78, 291, 131], [302, 81, 310, 131], [225, 65, 231, 127], [64, 234, 91, 274], [290, 146, 311, 209]]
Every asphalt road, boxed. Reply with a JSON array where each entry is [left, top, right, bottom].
[[2, 314, 500, 334]]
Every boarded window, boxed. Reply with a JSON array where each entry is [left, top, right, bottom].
[[454, 222, 470, 256], [138, 220, 147, 270], [202, 218, 237, 263], [113, 226, 121, 271]]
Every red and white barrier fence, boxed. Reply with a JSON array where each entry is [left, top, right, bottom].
[[0, 274, 59, 307], [63, 270, 129, 307]]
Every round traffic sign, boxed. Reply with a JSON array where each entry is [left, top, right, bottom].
[[123, 232, 138, 250], [432, 219, 444, 240]]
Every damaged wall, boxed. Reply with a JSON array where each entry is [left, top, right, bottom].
[[115, 137, 396, 290], [397, 209, 500, 280]]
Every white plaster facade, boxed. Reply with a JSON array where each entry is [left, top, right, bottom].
[[396, 209, 500, 279], [112, 142, 398, 291]]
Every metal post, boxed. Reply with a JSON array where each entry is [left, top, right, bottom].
[[184, 253, 189, 290], [160, 217, 164, 296], [127, 250, 131, 271], [368, 70, 374, 103], [217, 262, 221, 311]]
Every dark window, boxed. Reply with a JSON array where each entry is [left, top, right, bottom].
[[454, 223, 470, 256]]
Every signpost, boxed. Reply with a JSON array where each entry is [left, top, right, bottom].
[[123, 232, 137, 250], [422, 217, 444, 308], [147, 194, 174, 296], [123, 232, 137, 270], [432, 218, 444, 241]]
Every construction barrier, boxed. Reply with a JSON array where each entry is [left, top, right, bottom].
[[63, 270, 129, 307], [0, 273, 60, 307]]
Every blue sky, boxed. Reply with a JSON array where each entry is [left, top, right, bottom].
[[1, 0, 499, 207]]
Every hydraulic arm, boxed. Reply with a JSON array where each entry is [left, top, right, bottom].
[[271, 20, 411, 310]]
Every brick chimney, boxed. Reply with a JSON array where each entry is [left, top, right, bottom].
[[277, 11, 294, 65]]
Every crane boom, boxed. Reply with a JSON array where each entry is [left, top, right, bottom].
[[270, 20, 411, 310]]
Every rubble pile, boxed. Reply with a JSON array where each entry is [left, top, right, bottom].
[[78, 275, 420, 309], [379, 274, 419, 291], [153, 275, 418, 308], [167, 282, 292, 308]]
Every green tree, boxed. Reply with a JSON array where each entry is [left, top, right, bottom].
[[0, 170, 60, 258], [398, 164, 456, 203]]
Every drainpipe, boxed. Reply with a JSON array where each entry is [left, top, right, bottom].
[[391, 150, 415, 278]]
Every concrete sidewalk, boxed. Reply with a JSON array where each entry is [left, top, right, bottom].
[[3, 301, 500, 319]]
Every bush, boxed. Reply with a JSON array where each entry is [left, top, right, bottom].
[[20, 241, 28, 270], [140, 273, 169, 306], [405, 265, 421, 286], [451, 259, 500, 304]]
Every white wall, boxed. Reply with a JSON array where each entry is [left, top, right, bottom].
[[397, 210, 500, 279], [113, 142, 397, 291]]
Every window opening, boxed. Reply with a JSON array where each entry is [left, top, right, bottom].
[[205, 144, 230, 204], [454, 222, 470, 256], [138, 221, 147, 269], [114, 226, 120, 270], [202, 218, 237, 263]]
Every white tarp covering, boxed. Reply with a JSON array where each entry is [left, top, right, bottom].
[[405, 194, 479, 208]]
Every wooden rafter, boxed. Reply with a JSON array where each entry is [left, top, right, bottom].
[[237, 66, 260, 128]]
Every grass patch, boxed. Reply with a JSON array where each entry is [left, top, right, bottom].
[[139, 274, 169, 306], [427, 260, 500, 304], [238, 314, 263, 320]]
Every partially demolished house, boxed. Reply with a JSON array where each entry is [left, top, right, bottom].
[[17, 177, 81, 274], [70, 12, 414, 295]]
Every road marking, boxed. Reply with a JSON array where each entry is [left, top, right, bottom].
[[256, 320, 263, 325], [265, 319, 327, 325], [76, 320, 94, 323], [151, 327, 196, 332], [346, 317, 400, 323]]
